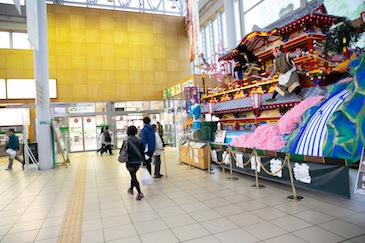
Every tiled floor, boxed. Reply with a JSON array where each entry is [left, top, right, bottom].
[[0, 147, 365, 243]]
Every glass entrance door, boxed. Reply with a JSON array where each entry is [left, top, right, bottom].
[[69, 117, 83, 152], [69, 116, 97, 152], [83, 117, 97, 150]]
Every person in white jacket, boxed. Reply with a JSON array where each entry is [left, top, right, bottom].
[[152, 124, 164, 178]]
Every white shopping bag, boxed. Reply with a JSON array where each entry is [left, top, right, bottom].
[[141, 169, 154, 185], [6, 149, 17, 159]]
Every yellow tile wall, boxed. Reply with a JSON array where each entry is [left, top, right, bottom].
[[1, 4, 190, 102]]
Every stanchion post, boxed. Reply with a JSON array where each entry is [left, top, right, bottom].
[[163, 149, 168, 178], [207, 145, 214, 174], [187, 139, 195, 170], [286, 153, 304, 201], [251, 149, 265, 189], [178, 139, 186, 166], [227, 147, 238, 181]]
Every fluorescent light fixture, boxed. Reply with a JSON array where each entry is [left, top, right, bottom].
[[6, 79, 57, 99], [0, 79, 6, 99]]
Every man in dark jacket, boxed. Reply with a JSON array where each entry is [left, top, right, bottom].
[[141, 117, 155, 175], [100, 127, 113, 155], [5, 129, 24, 170]]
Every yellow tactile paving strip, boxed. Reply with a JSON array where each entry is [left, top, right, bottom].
[[57, 159, 87, 243]]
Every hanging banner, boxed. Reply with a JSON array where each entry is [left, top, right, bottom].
[[186, 0, 200, 62], [354, 147, 365, 195]]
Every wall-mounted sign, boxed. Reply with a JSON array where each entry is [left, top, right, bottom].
[[169, 87, 175, 97], [167, 89, 172, 98], [175, 84, 182, 95], [39, 120, 50, 125], [68, 103, 95, 113], [182, 79, 194, 89]]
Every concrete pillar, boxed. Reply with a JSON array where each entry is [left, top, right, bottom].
[[34, 1, 53, 170], [224, 0, 237, 50]]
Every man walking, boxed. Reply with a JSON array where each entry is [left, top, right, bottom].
[[5, 129, 24, 170], [100, 127, 113, 155], [141, 117, 155, 175]]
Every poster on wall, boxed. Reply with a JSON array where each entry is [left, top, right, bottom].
[[354, 147, 365, 195], [184, 86, 199, 114]]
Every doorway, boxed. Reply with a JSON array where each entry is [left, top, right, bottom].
[[68, 116, 97, 152]]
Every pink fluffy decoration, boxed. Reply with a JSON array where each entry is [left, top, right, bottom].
[[229, 96, 325, 151], [230, 124, 286, 151], [278, 96, 325, 134]]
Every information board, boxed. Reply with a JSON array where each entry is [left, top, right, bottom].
[[51, 121, 70, 167]]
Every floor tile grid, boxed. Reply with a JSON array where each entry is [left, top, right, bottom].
[[85, 153, 222, 242], [1, 148, 365, 243], [132, 159, 269, 242], [203, 170, 365, 242], [83, 153, 153, 243], [148, 153, 365, 242], [0, 157, 82, 242], [131, 151, 361, 242]]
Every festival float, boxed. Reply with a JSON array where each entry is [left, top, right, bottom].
[[198, 5, 365, 198]]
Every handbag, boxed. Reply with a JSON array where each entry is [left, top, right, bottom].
[[118, 140, 128, 163]]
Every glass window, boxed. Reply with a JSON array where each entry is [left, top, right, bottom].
[[94, 102, 105, 112], [324, 0, 365, 20], [54, 107, 66, 115], [244, 0, 300, 33], [212, 18, 219, 54], [204, 26, 211, 59], [0, 31, 10, 48], [0, 79, 6, 99], [0, 0, 24, 4], [200, 26, 206, 59], [234, 0, 242, 43], [12, 32, 31, 49], [221, 12, 228, 50], [242, 0, 262, 12]]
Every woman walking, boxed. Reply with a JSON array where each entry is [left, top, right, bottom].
[[123, 125, 145, 200], [152, 124, 164, 178], [96, 127, 105, 154]]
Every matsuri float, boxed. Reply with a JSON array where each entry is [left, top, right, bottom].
[[200, 5, 365, 197]]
